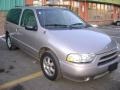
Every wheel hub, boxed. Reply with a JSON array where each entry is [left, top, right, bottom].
[[43, 56, 55, 76], [7, 37, 12, 48]]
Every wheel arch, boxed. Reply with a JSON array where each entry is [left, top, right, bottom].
[[39, 47, 57, 60], [39, 47, 62, 80]]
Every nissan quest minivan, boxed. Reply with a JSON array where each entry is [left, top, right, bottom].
[[5, 6, 120, 82]]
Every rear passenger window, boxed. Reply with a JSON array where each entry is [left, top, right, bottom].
[[7, 9, 22, 25]]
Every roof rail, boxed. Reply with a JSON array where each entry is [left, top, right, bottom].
[[43, 4, 70, 8], [15, 4, 34, 7], [15, 4, 70, 8], [25, 4, 33, 6]]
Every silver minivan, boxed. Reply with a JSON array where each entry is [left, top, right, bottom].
[[5, 6, 120, 82]]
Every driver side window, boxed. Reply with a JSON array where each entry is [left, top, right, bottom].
[[21, 9, 37, 31]]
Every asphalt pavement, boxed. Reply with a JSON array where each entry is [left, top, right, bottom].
[[0, 25, 120, 90]]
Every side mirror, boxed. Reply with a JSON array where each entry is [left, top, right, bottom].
[[25, 25, 37, 31]]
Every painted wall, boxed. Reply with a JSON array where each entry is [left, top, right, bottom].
[[0, 0, 24, 11]]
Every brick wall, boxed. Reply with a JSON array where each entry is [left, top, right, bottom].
[[0, 12, 6, 36]]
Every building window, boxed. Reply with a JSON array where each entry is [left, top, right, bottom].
[[88, 3, 99, 21], [88, 2, 114, 24]]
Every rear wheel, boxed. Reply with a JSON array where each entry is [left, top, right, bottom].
[[6, 33, 17, 50], [40, 51, 62, 81]]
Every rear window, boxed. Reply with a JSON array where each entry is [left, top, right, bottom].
[[7, 8, 22, 25]]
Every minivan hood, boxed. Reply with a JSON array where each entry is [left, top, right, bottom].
[[48, 29, 116, 54]]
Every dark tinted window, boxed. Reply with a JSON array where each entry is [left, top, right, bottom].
[[7, 8, 22, 25], [21, 9, 37, 31]]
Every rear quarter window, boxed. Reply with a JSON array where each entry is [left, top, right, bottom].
[[7, 8, 22, 25]]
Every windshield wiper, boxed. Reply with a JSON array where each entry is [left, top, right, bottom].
[[70, 23, 83, 26], [45, 24, 68, 27], [69, 23, 85, 29]]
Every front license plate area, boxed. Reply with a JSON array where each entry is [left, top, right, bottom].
[[108, 63, 118, 72]]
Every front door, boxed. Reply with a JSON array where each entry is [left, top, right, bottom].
[[17, 9, 39, 58]]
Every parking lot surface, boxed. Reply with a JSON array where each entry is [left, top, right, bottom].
[[0, 25, 120, 90]]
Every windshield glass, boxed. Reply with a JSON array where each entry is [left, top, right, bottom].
[[36, 9, 87, 30]]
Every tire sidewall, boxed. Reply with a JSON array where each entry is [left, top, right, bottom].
[[6, 35, 12, 50], [40, 51, 61, 81]]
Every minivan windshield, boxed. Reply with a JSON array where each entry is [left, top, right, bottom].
[[36, 9, 88, 30]]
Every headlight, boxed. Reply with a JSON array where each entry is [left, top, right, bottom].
[[66, 53, 95, 63]]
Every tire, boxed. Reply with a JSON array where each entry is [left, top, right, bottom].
[[116, 21, 120, 26], [40, 51, 62, 81], [6, 33, 17, 50]]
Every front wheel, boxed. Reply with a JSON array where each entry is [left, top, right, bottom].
[[40, 51, 62, 81]]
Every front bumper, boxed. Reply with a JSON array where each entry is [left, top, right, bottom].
[[60, 56, 120, 82]]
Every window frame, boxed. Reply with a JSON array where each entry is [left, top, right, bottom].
[[7, 8, 22, 25], [20, 9, 38, 31]]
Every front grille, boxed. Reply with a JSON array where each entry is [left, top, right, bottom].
[[98, 56, 118, 66], [100, 52, 117, 60], [98, 51, 118, 66]]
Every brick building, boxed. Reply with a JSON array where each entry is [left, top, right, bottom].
[[0, 0, 120, 35], [25, 0, 120, 25]]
